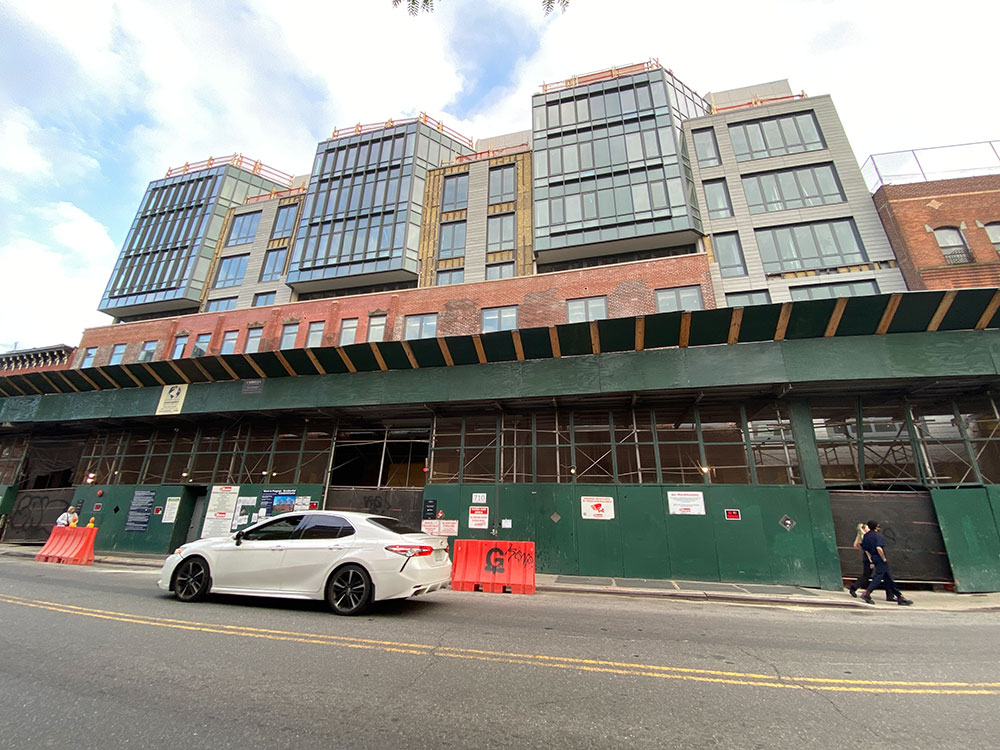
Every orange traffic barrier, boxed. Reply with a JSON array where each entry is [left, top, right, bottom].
[[451, 539, 536, 595], [35, 526, 98, 566]]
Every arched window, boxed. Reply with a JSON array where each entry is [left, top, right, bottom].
[[985, 223, 1000, 253], [933, 227, 972, 264]]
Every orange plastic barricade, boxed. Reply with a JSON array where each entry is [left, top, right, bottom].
[[34, 526, 98, 566], [451, 539, 536, 595]]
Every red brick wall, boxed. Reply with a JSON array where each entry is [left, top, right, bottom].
[[873, 175, 1000, 290], [74, 254, 713, 367]]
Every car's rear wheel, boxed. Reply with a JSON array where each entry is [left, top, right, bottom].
[[326, 564, 372, 616], [173, 556, 211, 602]]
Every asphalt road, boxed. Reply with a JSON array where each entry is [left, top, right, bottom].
[[0, 558, 997, 750]]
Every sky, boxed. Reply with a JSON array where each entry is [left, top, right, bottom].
[[1, 0, 997, 351]]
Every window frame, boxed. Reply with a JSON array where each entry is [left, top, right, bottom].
[[226, 211, 262, 246], [259, 248, 288, 282], [137, 340, 158, 363], [214, 254, 250, 288], [656, 286, 704, 313], [566, 296, 608, 323], [441, 173, 469, 212], [933, 226, 972, 264], [488, 164, 516, 204], [482, 305, 518, 333], [280, 323, 299, 349], [714, 232, 748, 277], [404, 313, 438, 340], [108, 344, 127, 366]]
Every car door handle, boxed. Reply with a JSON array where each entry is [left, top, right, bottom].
[[272, 545, 285, 551], [327, 545, 345, 550]]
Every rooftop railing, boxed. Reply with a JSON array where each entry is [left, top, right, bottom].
[[863, 141, 1000, 192], [165, 154, 295, 187], [245, 186, 307, 205], [540, 59, 661, 93], [329, 113, 473, 149]]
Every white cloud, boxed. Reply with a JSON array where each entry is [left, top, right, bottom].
[[0, 204, 117, 350], [0, 107, 53, 179]]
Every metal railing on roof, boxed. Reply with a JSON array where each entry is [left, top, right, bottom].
[[450, 142, 530, 166], [862, 140, 1000, 192], [540, 59, 661, 93], [165, 154, 295, 187], [245, 186, 307, 205], [709, 92, 807, 114], [329, 113, 473, 149]]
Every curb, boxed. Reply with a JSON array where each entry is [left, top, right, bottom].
[[535, 584, 867, 609]]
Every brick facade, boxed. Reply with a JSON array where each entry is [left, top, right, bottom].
[[873, 175, 1000, 290], [74, 254, 713, 367]]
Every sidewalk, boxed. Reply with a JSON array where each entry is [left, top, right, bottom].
[[4, 543, 1000, 612]]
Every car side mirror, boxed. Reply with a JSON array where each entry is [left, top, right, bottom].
[[234, 530, 244, 546]]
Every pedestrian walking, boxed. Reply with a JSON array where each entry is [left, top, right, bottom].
[[55, 505, 79, 527], [860, 520, 913, 606], [847, 522, 873, 598]]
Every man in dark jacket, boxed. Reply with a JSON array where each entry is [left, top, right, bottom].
[[860, 520, 913, 606]]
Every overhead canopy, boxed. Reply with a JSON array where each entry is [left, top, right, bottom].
[[1, 288, 998, 398]]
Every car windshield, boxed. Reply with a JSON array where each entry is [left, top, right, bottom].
[[367, 516, 421, 535]]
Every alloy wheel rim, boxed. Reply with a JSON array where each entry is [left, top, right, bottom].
[[177, 560, 205, 598], [333, 569, 366, 610]]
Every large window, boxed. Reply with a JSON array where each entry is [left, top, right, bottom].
[[714, 232, 747, 277], [404, 313, 437, 340], [567, 296, 607, 323], [703, 179, 733, 219], [933, 227, 972, 264], [985, 223, 1000, 253], [742, 164, 845, 214], [726, 290, 771, 306], [482, 306, 517, 333], [245, 328, 262, 354], [259, 248, 288, 282], [489, 165, 516, 204], [486, 262, 515, 280], [790, 280, 879, 301], [80, 347, 97, 368], [109, 344, 126, 365], [692, 128, 721, 167], [729, 112, 825, 161], [137, 340, 158, 363], [487, 214, 515, 253], [441, 174, 469, 212], [171, 335, 188, 359], [339, 319, 358, 346], [306, 321, 324, 348], [439, 222, 466, 259], [214, 255, 249, 288], [437, 268, 464, 286], [226, 212, 261, 246], [367, 315, 386, 343], [271, 205, 298, 239], [656, 286, 704, 313], [755, 219, 867, 274], [280, 323, 298, 349], [253, 291, 275, 307], [191, 333, 211, 357], [205, 297, 237, 312], [220, 330, 238, 355]]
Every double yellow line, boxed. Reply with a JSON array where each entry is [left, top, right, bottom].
[[1, 592, 997, 695]]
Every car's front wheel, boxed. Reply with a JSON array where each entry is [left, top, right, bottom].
[[326, 564, 372, 616], [173, 556, 211, 602]]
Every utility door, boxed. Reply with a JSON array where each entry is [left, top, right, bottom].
[[829, 490, 952, 583]]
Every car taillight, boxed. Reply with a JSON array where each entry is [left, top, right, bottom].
[[385, 545, 434, 557]]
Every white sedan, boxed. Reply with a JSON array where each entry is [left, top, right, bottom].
[[157, 511, 451, 615]]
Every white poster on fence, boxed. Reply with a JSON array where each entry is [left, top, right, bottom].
[[202, 485, 240, 538], [668, 491, 705, 515], [581, 496, 615, 520], [468, 505, 489, 529]]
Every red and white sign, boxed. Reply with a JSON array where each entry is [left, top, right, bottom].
[[725, 509, 742, 521], [581, 496, 615, 520], [421, 519, 460, 536], [468, 505, 489, 529], [440, 520, 459, 536], [668, 491, 705, 515]]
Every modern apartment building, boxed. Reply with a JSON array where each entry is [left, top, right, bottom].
[[686, 80, 904, 307], [99, 156, 294, 322], [9, 62, 1000, 594]]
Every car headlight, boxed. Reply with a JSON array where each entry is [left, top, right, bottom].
[[174, 547, 186, 556]]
